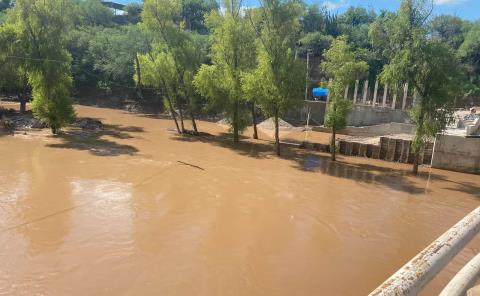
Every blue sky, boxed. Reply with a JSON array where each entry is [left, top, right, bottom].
[[117, 0, 479, 20]]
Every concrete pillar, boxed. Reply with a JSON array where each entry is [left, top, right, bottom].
[[353, 80, 359, 103], [362, 80, 369, 104], [344, 85, 349, 99], [382, 84, 388, 107], [413, 89, 418, 105], [402, 83, 409, 110], [373, 80, 379, 106]]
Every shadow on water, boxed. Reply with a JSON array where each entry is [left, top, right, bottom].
[[47, 121, 143, 156], [424, 174, 480, 198], [173, 132, 429, 194], [172, 132, 275, 159]]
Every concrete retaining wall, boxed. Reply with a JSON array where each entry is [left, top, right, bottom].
[[312, 122, 415, 137], [346, 105, 409, 126], [431, 134, 480, 174]]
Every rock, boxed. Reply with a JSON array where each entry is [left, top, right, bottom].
[[72, 117, 103, 130]]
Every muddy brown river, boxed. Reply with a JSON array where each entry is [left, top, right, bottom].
[[0, 105, 479, 295]]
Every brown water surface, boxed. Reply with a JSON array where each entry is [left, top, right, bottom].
[[0, 105, 479, 295]]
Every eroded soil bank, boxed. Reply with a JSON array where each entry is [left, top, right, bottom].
[[0, 105, 479, 295]]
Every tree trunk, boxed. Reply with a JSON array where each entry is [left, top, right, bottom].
[[134, 53, 143, 100], [274, 108, 280, 156], [412, 151, 419, 175], [19, 94, 27, 113], [251, 102, 258, 140], [331, 128, 336, 161], [190, 110, 198, 133], [233, 99, 239, 143], [412, 104, 425, 175], [167, 97, 181, 134], [178, 106, 185, 133]]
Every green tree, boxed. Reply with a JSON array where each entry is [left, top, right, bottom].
[[8, 0, 76, 133], [181, 0, 218, 34], [244, 0, 305, 155], [141, 0, 206, 133], [0, 22, 29, 112], [321, 36, 368, 161], [193, 0, 256, 142], [458, 21, 480, 101], [74, 0, 113, 27], [124, 2, 142, 24], [301, 4, 326, 33], [380, 0, 463, 174], [429, 15, 468, 50]]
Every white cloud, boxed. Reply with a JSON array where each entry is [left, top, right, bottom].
[[322, 0, 348, 10], [433, 0, 465, 4]]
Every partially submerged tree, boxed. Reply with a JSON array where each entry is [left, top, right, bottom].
[[141, 0, 207, 134], [380, 0, 463, 174], [7, 0, 76, 133], [321, 36, 368, 161], [193, 0, 256, 142], [0, 23, 29, 112], [244, 0, 305, 155]]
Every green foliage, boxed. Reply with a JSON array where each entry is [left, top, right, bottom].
[[124, 3, 142, 24], [246, 0, 305, 117], [181, 0, 218, 34], [10, 0, 76, 133], [193, 1, 256, 138], [298, 31, 333, 57], [379, 0, 463, 173], [458, 21, 480, 99], [322, 36, 368, 131], [141, 0, 208, 132], [0, 23, 26, 93], [429, 15, 468, 50], [301, 4, 326, 33], [74, 0, 113, 27]]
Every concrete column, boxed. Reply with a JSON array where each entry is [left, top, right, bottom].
[[362, 80, 369, 104], [373, 80, 379, 106], [402, 83, 409, 110], [413, 89, 418, 105], [382, 84, 388, 107], [353, 80, 359, 103], [344, 85, 349, 99]]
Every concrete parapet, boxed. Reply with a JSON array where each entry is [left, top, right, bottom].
[[431, 134, 480, 174]]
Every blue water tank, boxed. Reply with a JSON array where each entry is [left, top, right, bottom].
[[312, 87, 328, 97]]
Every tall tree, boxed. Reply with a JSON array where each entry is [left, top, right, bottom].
[[243, 0, 305, 155], [141, 0, 205, 133], [380, 0, 463, 174], [8, 0, 76, 133], [458, 21, 480, 102], [429, 15, 467, 50], [321, 36, 368, 161], [0, 22, 29, 112], [193, 0, 256, 142]]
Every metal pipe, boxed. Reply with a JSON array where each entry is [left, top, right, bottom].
[[439, 253, 480, 296], [369, 207, 480, 296]]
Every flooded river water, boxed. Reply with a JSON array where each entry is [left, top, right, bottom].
[[0, 105, 479, 295]]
